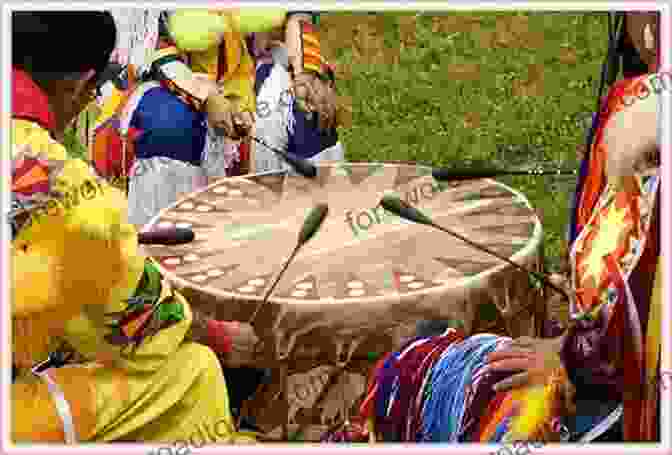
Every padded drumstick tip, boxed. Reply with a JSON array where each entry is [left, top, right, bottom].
[[251, 136, 318, 178], [248, 203, 330, 326], [297, 203, 329, 245], [379, 195, 433, 226]]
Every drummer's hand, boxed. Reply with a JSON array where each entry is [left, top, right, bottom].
[[205, 91, 255, 141], [219, 322, 260, 368], [486, 335, 566, 392], [292, 71, 338, 131]]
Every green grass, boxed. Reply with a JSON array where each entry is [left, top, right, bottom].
[[325, 12, 609, 271]]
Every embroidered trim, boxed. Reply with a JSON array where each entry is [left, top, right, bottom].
[[104, 259, 185, 353], [32, 368, 77, 444], [300, 22, 323, 76]]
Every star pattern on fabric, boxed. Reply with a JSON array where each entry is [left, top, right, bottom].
[[579, 203, 630, 286]]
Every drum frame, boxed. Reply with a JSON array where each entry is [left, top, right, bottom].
[[145, 162, 548, 440]]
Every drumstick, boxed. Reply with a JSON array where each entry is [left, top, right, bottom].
[[232, 122, 316, 178], [379, 195, 571, 302], [251, 135, 318, 178], [432, 167, 577, 181], [248, 203, 330, 325], [137, 227, 195, 245]]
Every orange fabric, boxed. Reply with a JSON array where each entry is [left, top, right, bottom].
[[576, 75, 650, 233], [477, 392, 514, 442], [12, 366, 97, 443]]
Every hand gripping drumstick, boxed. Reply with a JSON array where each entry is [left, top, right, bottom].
[[432, 166, 577, 181], [247, 203, 330, 325], [379, 195, 571, 303]]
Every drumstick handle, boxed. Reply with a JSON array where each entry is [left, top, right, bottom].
[[430, 222, 571, 302], [248, 242, 302, 325], [138, 227, 195, 245], [432, 167, 577, 181], [251, 136, 318, 178]]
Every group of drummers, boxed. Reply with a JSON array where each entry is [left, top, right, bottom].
[[89, 9, 345, 227], [9, 9, 664, 445]]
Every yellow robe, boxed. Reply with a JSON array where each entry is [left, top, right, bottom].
[[152, 9, 286, 113], [11, 117, 253, 444]]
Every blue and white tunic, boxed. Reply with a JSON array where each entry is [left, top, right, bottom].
[[253, 45, 344, 174]]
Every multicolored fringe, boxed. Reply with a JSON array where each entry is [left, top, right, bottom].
[[104, 259, 185, 353], [299, 21, 335, 83], [345, 330, 569, 444], [300, 21, 322, 75]]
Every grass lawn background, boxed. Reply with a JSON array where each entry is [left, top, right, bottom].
[[321, 12, 608, 271], [67, 11, 609, 272]]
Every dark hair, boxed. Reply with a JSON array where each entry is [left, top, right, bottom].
[[618, 17, 650, 78], [12, 11, 117, 81]]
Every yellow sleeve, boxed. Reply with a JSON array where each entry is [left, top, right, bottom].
[[11, 119, 145, 319], [168, 10, 229, 52], [234, 9, 287, 33], [218, 73, 255, 113], [168, 9, 286, 52]]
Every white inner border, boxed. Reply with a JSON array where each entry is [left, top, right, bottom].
[[2, 2, 670, 453]]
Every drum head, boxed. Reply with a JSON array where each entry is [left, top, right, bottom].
[[144, 163, 542, 357]]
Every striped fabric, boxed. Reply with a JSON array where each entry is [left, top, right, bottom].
[[301, 21, 323, 75]]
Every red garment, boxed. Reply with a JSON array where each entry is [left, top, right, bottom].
[[568, 73, 661, 441], [12, 67, 56, 131], [575, 75, 651, 235], [206, 319, 234, 354]]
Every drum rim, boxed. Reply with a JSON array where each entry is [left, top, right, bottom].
[[144, 163, 544, 306]]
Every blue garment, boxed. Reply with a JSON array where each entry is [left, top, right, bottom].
[[287, 103, 339, 159], [254, 62, 338, 160], [130, 85, 206, 167]]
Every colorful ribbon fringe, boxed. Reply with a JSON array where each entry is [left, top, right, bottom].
[[325, 329, 566, 444]]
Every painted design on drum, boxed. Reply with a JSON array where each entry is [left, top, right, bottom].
[[390, 268, 444, 292], [171, 198, 230, 214], [147, 247, 230, 269], [344, 180, 449, 238], [228, 274, 275, 296], [335, 162, 387, 185], [206, 183, 247, 198], [218, 223, 278, 242], [283, 366, 367, 427], [433, 256, 495, 277], [331, 273, 386, 299], [246, 173, 285, 197], [319, 371, 367, 425], [286, 366, 334, 424], [277, 276, 320, 299], [392, 163, 432, 187], [180, 264, 240, 286], [146, 163, 541, 303]]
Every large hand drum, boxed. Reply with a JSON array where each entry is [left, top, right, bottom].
[[143, 162, 544, 438]]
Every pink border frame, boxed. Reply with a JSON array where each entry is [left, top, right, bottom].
[[1, 2, 669, 453]]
